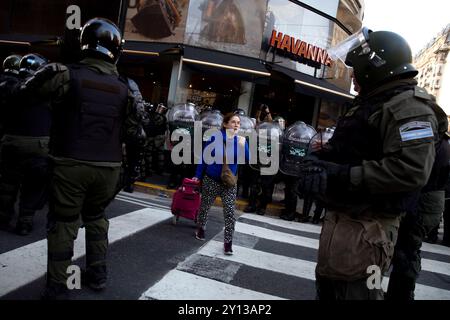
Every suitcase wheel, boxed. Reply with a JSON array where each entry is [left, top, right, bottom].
[[172, 215, 179, 225]]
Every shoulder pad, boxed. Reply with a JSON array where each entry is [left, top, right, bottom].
[[385, 91, 434, 121], [414, 86, 432, 101]]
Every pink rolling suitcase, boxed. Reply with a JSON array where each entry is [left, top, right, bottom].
[[171, 178, 201, 225]]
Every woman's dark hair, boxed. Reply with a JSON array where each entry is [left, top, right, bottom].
[[222, 113, 240, 128]]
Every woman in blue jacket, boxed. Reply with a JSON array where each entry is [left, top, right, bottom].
[[192, 113, 250, 255]]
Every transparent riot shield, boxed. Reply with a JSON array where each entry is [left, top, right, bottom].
[[167, 102, 200, 159], [250, 121, 282, 172], [200, 109, 223, 142], [279, 121, 317, 177], [308, 126, 335, 154]]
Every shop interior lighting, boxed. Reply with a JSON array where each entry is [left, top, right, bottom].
[[182, 58, 271, 77], [123, 49, 159, 56], [0, 40, 31, 46], [183, 57, 353, 99]]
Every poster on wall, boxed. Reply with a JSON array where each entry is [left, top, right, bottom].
[[124, 0, 190, 43], [184, 0, 268, 58]]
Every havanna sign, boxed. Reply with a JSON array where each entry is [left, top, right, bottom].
[[269, 29, 333, 68]]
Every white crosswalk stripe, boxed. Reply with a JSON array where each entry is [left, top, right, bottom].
[[0, 207, 172, 298], [1, 196, 449, 300], [141, 213, 450, 300]]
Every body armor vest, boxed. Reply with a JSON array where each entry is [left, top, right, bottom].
[[50, 64, 128, 162]]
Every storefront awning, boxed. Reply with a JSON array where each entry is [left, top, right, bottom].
[[182, 46, 354, 102]]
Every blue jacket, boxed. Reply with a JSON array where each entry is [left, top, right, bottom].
[[195, 129, 250, 181]]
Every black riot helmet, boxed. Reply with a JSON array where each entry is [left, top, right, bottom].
[[80, 17, 124, 64], [19, 53, 48, 77], [3, 55, 22, 75], [329, 27, 418, 92]]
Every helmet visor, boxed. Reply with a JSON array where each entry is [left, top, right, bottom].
[[327, 27, 370, 66]]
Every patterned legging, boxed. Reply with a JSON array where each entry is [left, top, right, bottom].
[[197, 175, 237, 243]]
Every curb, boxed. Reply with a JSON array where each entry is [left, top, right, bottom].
[[133, 181, 284, 217]]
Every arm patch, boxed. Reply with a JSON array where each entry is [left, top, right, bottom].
[[399, 121, 434, 142]]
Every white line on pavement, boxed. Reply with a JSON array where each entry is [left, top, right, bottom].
[[139, 269, 285, 300], [198, 240, 316, 281], [235, 222, 320, 250], [0, 208, 171, 297], [240, 213, 322, 234], [241, 214, 450, 257]]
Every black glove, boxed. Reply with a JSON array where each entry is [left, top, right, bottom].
[[297, 160, 350, 196], [297, 165, 328, 196]]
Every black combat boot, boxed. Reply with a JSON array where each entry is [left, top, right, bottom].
[[243, 204, 257, 213], [84, 265, 107, 291], [280, 211, 297, 221], [256, 207, 266, 216], [41, 281, 69, 300], [15, 221, 33, 236]]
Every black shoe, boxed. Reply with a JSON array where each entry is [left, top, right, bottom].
[[280, 212, 296, 221], [243, 205, 256, 213], [298, 215, 311, 223], [15, 221, 33, 236], [41, 281, 69, 300], [84, 265, 107, 291], [123, 185, 134, 193], [0, 217, 10, 231], [256, 208, 266, 216], [312, 218, 320, 224]]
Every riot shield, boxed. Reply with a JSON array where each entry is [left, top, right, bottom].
[[280, 121, 317, 176], [250, 121, 282, 172]]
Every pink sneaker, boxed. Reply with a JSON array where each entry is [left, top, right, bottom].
[[195, 228, 205, 241], [224, 241, 233, 255]]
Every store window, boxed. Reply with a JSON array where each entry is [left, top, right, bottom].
[[176, 64, 243, 114], [184, 0, 268, 58]]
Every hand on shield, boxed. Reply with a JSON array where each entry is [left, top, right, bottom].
[[297, 159, 350, 196]]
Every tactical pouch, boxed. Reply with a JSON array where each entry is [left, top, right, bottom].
[[316, 211, 394, 281]]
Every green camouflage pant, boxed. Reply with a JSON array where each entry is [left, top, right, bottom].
[[144, 135, 165, 174], [46, 163, 120, 285], [0, 136, 49, 225]]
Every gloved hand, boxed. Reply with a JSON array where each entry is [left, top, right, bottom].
[[297, 164, 327, 196], [297, 160, 350, 196]]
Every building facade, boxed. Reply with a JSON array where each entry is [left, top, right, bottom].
[[414, 24, 450, 120], [0, 0, 365, 128]]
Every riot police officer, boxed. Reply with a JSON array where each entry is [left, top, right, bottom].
[[18, 18, 147, 299], [279, 121, 317, 221], [298, 28, 447, 300], [120, 77, 148, 193], [166, 102, 199, 189], [0, 55, 22, 140], [247, 120, 283, 215], [143, 103, 168, 177], [0, 53, 50, 235]]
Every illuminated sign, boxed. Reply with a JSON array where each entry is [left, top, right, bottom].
[[269, 29, 333, 68]]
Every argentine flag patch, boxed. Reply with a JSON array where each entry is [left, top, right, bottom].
[[399, 121, 434, 142]]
